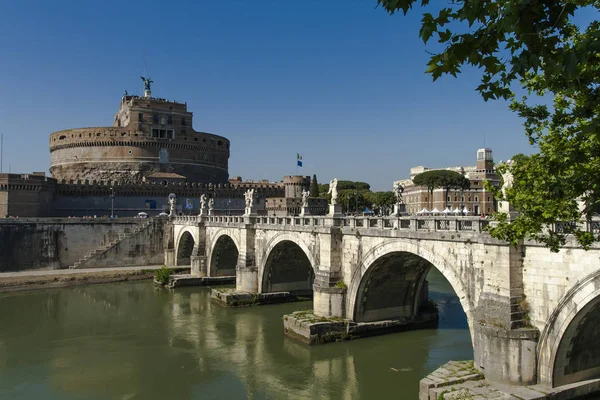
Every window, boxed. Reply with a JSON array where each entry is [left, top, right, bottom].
[[181, 129, 186, 136], [151, 128, 175, 139], [153, 113, 159, 123], [181, 117, 186, 126], [167, 115, 173, 125], [475, 196, 478, 202], [447, 196, 451, 202], [487, 196, 490, 201], [218, 140, 223, 146], [138, 113, 143, 122]]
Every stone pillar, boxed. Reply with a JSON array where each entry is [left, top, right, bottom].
[[163, 222, 175, 266], [328, 204, 342, 217], [391, 203, 406, 216], [312, 229, 345, 318], [190, 255, 207, 277], [313, 284, 346, 318], [299, 207, 311, 216], [498, 201, 519, 220], [244, 206, 258, 216], [473, 324, 539, 385], [472, 243, 540, 385], [236, 225, 257, 293]]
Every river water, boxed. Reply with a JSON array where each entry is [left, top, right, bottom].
[[0, 269, 472, 400]]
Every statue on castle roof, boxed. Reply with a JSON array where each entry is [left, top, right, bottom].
[[141, 76, 153, 92]]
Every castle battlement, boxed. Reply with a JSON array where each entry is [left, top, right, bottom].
[[49, 88, 231, 185]]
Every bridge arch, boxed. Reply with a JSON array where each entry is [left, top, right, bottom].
[[259, 233, 316, 296], [347, 239, 474, 336], [208, 230, 241, 277], [538, 269, 600, 387], [175, 227, 199, 266]]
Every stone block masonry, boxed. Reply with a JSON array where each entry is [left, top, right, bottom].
[[0, 218, 165, 272]]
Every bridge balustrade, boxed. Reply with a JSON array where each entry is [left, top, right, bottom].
[[173, 214, 492, 233]]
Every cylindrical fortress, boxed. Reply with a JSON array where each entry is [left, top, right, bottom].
[[283, 175, 309, 198], [49, 95, 230, 184]]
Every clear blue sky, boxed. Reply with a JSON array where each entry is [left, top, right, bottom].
[[0, 0, 534, 191]]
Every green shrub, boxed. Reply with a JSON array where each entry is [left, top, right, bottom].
[[154, 266, 172, 285], [334, 281, 347, 289]]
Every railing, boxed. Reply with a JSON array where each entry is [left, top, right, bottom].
[[172, 214, 493, 233]]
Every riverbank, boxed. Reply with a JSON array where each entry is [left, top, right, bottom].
[[0, 266, 187, 292]]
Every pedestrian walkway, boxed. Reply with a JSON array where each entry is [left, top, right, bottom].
[[0, 265, 164, 279]]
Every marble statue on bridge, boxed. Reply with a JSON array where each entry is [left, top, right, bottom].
[[393, 182, 404, 204], [208, 197, 214, 212], [168, 193, 177, 217], [199, 194, 207, 216], [327, 179, 338, 205], [244, 189, 256, 216], [301, 190, 310, 208]]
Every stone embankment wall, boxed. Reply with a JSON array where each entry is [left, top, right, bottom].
[[0, 218, 165, 272]]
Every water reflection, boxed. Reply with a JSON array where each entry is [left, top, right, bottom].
[[0, 268, 472, 400]]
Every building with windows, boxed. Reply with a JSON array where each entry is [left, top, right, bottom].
[[395, 148, 501, 216], [49, 88, 230, 185]]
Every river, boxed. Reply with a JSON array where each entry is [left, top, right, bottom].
[[0, 269, 472, 399]]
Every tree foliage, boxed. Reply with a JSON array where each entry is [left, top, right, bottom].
[[377, 0, 600, 250], [310, 174, 320, 198], [413, 170, 470, 208]]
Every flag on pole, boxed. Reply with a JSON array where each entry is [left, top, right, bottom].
[[297, 153, 303, 167]]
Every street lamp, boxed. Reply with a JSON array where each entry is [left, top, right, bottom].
[[354, 191, 358, 215], [227, 198, 231, 216], [110, 186, 115, 218]]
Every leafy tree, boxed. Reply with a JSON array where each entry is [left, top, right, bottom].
[[412, 170, 438, 209], [337, 181, 371, 191], [437, 170, 471, 208], [310, 174, 320, 198], [376, 1, 600, 251], [339, 189, 370, 214], [364, 191, 396, 210]]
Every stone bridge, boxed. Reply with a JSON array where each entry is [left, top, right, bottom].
[[165, 214, 600, 393]]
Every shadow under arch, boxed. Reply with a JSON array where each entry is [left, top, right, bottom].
[[176, 231, 195, 266], [347, 240, 474, 340], [537, 270, 600, 387], [261, 240, 314, 296], [209, 235, 239, 277]]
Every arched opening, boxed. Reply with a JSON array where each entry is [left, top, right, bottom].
[[262, 240, 314, 296], [350, 250, 473, 348], [553, 296, 600, 386], [210, 236, 239, 277], [354, 251, 432, 322], [176, 231, 195, 266]]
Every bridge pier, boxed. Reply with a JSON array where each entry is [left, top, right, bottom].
[[473, 324, 539, 385], [190, 255, 207, 277], [313, 284, 346, 318]]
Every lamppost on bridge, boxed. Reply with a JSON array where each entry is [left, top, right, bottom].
[[227, 198, 231, 216], [110, 186, 115, 218], [354, 191, 359, 215]]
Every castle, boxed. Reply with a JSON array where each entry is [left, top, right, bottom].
[[0, 80, 306, 217]]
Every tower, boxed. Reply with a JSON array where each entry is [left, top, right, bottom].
[[476, 148, 493, 173]]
